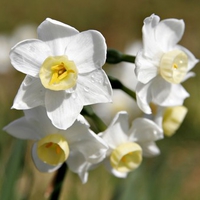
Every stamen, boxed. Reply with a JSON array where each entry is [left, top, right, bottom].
[[45, 142, 53, 148]]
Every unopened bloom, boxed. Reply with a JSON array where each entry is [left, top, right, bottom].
[[135, 14, 198, 114], [150, 104, 188, 137], [10, 18, 112, 129], [3, 106, 108, 184], [99, 111, 163, 178]]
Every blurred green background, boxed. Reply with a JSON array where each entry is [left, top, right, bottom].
[[1, 0, 200, 199]]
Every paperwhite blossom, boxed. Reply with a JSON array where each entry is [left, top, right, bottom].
[[135, 14, 199, 114], [3, 106, 108, 184], [10, 18, 112, 129], [98, 111, 163, 178], [146, 104, 188, 137]]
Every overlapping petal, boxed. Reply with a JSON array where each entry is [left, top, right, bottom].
[[155, 18, 185, 51], [67, 151, 91, 184], [45, 90, 83, 130], [157, 83, 189, 107], [142, 14, 161, 58], [100, 111, 129, 149], [129, 118, 163, 142], [10, 39, 51, 77], [24, 106, 59, 138], [3, 117, 40, 140], [140, 141, 160, 157], [135, 81, 152, 114], [65, 30, 107, 73], [103, 157, 127, 178], [76, 69, 112, 105], [135, 51, 159, 84], [38, 18, 79, 55], [12, 75, 45, 110], [176, 45, 199, 72]]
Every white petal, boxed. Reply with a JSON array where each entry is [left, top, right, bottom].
[[155, 19, 185, 51], [67, 151, 91, 184], [3, 116, 40, 140], [176, 45, 199, 72], [129, 118, 163, 143], [64, 124, 108, 163], [135, 51, 159, 84], [32, 143, 62, 172], [24, 106, 58, 138], [100, 111, 129, 149], [45, 90, 83, 130], [142, 14, 162, 58], [38, 18, 79, 55], [103, 157, 127, 178], [151, 76, 172, 104], [183, 72, 195, 82], [12, 76, 45, 110], [65, 30, 106, 73], [157, 83, 189, 107], [140, 141, 160, 157], [10, 39, 51, 77], [135, 81, 152, 114], [76, 69, 112, 105]]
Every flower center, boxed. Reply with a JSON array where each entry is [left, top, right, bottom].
[[39, 55, 78, 91], [162, 106, 188, 137], [37, 133, 69, 165], [159, 50, 188, 84], [110, 142, 142, 173]]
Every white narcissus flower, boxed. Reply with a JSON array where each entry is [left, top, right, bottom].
[[10, 18, 112, 130], [98, 111, 163, 178], [148, 104, 188, 137], [3, 106, 108, 184], [135, 14, 199, 114]]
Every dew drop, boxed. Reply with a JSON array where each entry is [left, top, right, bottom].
[[72, 93, 77, 99], [91, 74, 95, 83], [66, 87, 75, 93], [84, 86, 89, 92]]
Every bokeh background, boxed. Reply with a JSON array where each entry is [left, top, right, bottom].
[[1, 0, 200, 199]]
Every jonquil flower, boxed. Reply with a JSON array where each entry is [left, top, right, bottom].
[[10, 18, 112, 129], [150, 104, 188, 137], [98, 111, 163, 178], [3, 106, 108, 184], [135, 14, 199, 114]]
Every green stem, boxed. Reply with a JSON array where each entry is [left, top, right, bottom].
[[49, 163, 67, 200], [106, 49, 135, 64], [82, 106, 107, 132], [121, 54, 135, 63], [108, 75, 136, 100]]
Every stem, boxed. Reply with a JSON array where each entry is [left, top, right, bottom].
[[82, 106, 107, 132], [106, 49, 135, 64], [121, 54, 135, 63], [108, 76, 136, 100], [48, 163, 67, 200]]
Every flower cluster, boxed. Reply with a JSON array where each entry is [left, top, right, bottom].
[[4, 14, 198, 186]]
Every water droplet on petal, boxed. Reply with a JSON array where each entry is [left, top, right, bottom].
[[84, 86, 89, 92], [91, 74, 95, 83], [72, 93, 77, 99], [66, 87, 75, 93]]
